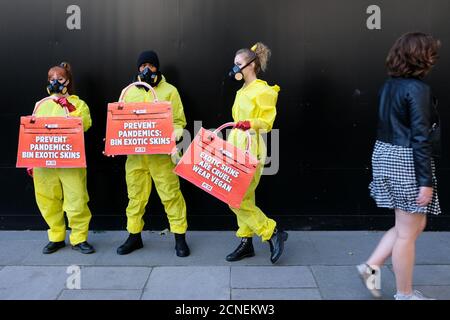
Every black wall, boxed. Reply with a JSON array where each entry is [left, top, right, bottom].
[[1, 0, 450, 230]]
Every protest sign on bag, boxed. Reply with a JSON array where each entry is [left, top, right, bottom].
[[174, 122, 259, 208], [104, 82, 176, 156], [16, 96, 86, 168]]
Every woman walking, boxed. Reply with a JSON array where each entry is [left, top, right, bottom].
[[359, 32, 441, 300], [225, 42, 288, 264]]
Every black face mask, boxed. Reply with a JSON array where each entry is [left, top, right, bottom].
[[46, 79, 69, 95], [137, 67, 162, 87], [228, 56, 256, 81]]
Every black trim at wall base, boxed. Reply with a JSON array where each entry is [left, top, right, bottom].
[[1, 214, 449, 231]]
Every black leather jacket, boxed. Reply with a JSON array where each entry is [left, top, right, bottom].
[[376, 77, 440, 187]]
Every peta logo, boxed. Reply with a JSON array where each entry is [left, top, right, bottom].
[[66, 5, 81, 30], [46, 160, 56, 166], [201, 182, 213, 191]]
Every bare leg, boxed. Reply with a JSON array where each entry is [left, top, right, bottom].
[[366, 227, 397, 267], [391, 209, 426, 295]]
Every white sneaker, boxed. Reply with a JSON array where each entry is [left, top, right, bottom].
[[394, 290, 436, 300], [356, 263, 382, 298]]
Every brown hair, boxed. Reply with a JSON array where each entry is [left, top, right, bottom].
[[47, 62, 75, 94], [386, 32, 441, 78], [236, 42, 271, 75]]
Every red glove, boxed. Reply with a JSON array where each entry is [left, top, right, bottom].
[[56, 97, 76, 112], [234, 120, 252, 131], [26, 168, 33, 178]]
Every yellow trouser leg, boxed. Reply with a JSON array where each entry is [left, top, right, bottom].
[[229, 165, 276, 241], [149, 155, 187, 234], [234, 211, 255, 238], [34, 168, 66, 242], [125, 155, 152, 234], [59, 168, 92, 245]]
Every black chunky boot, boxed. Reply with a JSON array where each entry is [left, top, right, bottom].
[[117, 233, 143, 255], [175, 233, 190, 257], [42, 241, 65, 254], [226, 237, 255, 262], [268, 229, 288, 264], [72, 241, 95, 254]]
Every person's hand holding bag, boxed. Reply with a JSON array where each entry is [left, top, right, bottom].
[[234, 120, 251, 131], [56, 97, 76, 112]]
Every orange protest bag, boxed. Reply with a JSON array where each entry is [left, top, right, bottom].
[[16, 97, 86, 168], [174, 122, 259, 208], [103, 81, 176, 156]]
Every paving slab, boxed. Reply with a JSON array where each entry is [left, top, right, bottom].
[[58, 289, 143, 300], [77, 267, 152, 290], [142, 266, 230, 300], [415, 235, 450, 264], [0, 266, 67, 300], [231, 288, 322, 300], [0, 240, 42, 266], [306, 231, 387, 265], [231, 266, 316, 289], [412, 265, 450, 286], [0, 231, 49, 241]]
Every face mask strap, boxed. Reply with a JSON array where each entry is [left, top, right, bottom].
[[239, 53, 257, 73], [229, 49, 257, 81]]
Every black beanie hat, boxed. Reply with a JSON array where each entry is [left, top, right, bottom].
[[137, 50, 160, 70]]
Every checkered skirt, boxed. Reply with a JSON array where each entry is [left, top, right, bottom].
[[369, 140, 441, 215]]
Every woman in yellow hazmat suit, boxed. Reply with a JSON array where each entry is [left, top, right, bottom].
[[116, 50, 190, 257], [225, 43, 288, 264], [30, 62, 95, 254]]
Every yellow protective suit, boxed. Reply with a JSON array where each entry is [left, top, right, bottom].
[[227, 79, 280, 241], [122, 76, 188, 234], [33, 95, 92, 245]]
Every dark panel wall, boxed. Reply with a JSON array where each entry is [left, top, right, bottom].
[[1, 0, 449, 230]]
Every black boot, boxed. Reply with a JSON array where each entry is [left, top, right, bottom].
[[72, 241, 95, 254], [42, 241, 65, 254], [226, 237, 255, 262], [268, 229, 288, 264], [117, 233, 143, 255], [175, 233, 190, 257]]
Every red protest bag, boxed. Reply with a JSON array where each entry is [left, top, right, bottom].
[[174, 122, 259, 208], [103, 81, 176, 156], [16, 97, 86, 168]]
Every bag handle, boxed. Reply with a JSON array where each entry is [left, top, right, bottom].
[[119, 81, 159, 103], [211, 122, 252, 153], [30, 96, 70, 123]]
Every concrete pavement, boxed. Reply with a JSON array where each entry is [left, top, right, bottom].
[[0, 231, 449, 300]]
